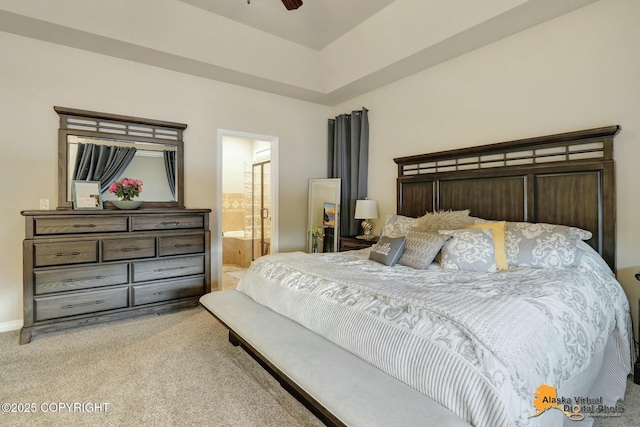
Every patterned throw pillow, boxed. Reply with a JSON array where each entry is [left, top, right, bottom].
[[398, 231, 449, 269], [505, 222, 591, 269], [438, 229, 498, 273], [380, 214, 415, 238], [369, 236, 407, 266], [464, 221, 508, 271]]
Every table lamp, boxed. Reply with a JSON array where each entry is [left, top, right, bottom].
[[354, 199, 378, 240]]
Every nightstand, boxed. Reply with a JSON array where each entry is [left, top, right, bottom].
[[339, 236, 378, 252]]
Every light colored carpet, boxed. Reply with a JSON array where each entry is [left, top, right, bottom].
[[227, 270, 247, 281], [1, 306, 638, 427], [222, 265, 247, 291], [593, 377, 640, 427], [0, 307, 322, 427]]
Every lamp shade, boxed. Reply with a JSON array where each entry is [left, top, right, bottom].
[[354, 200, 378, 220]]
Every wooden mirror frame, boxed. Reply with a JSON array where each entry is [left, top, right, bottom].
[[55, 106, 186, 210]]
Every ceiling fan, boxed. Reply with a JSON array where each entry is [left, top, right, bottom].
[[247, 0, 303, 10], [281, 0, 303, 9]]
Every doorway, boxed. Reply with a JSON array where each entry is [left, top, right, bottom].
[[217, 130, 278, 291]]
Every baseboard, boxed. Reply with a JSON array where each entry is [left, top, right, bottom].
[[0, 320, 23, 333]]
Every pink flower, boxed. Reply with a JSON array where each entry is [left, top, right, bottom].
[[109, 178, 142, 200]]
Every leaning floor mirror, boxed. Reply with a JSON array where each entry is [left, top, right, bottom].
[[307, 178, 340, 253]]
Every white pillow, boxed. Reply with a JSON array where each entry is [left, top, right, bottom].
[[414, 209, 473, 232]]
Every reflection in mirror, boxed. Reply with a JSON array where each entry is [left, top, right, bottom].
[[67, 136, 177, 203], [56, 106, 185, 209], [307, 178, 341, 253]]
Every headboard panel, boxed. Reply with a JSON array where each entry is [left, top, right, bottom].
[[394, 126, 619, 270]]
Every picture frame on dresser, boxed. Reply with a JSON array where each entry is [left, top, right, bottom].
[[72, 180, 103, 210]]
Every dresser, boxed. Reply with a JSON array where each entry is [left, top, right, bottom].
[[20, 209, 211, 344]]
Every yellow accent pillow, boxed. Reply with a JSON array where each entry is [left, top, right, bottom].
[[464, 221, 508, 271]]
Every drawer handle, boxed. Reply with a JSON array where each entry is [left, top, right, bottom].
[[61, 300, 105, 309], [56, 251, 80, 257], [153, 266, 189, 272], [73, 224, 96, 228], [153, 288, 188, 296], [121, 247, 141, 252], [161, 221, 180, 226], [64, 276, 102, 283], [174, 244, 193, 248]]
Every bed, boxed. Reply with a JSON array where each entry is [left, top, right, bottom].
[[200, 125, 633, 427]]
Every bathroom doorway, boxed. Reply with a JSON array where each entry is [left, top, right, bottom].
[[218, 130, 278, 291]]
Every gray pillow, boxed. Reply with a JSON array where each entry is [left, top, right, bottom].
[[438, 229, 498, 273], [369, 236, 407, 266], [399, 231, 449, 269], [505, 222, 590, 269], [380, 214, 415, 238]]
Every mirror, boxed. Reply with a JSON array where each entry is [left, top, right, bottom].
[[307, 178, 341, 253], [66, 136, 177, 203], [56, 106, 185, 209]]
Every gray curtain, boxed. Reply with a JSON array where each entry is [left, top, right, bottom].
[[328, 108, 369, 237], [73, 143, 137, 192], [164, 150, 176, 199]]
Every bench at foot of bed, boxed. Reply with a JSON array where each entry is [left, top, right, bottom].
[[200, 290, 471, 427]]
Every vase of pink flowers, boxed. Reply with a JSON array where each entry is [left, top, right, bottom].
[[109, 178, 143, 209]]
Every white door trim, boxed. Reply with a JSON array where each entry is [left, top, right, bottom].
[[216, 129, 279, 291]]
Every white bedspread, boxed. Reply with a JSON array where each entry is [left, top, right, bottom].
[[237, 247, 632, 427]]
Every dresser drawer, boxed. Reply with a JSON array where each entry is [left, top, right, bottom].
[[131, 215, 204, 231], [34, 216, 128, 235], [34, 241, 98, 267], [34, 264, 129, 295], [132, 276, 204, 306], [158, 234, 205, 257], [34, 287, 129, 321], [102, 237, 156, 261], [132, 255, 204, 282]]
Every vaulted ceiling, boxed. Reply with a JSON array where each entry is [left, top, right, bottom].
[[0, 0, 599, 106], [179, 0, 397, 50]]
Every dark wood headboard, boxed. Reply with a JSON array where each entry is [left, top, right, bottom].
[[394, 126, 620, 270]]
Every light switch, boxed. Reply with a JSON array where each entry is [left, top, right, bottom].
[[39, 199, 50, 210]]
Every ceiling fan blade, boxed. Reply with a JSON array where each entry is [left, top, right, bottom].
[[282, 0, 303, 10]]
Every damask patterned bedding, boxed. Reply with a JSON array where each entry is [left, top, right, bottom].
[[236, 243, 632, 427]]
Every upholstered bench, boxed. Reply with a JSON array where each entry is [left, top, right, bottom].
[[200, 290, 471, 427]]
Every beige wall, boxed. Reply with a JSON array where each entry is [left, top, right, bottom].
[[0, 31, 329, 329], [333, 0, 640, 339], [222, 136, 253, 194]]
